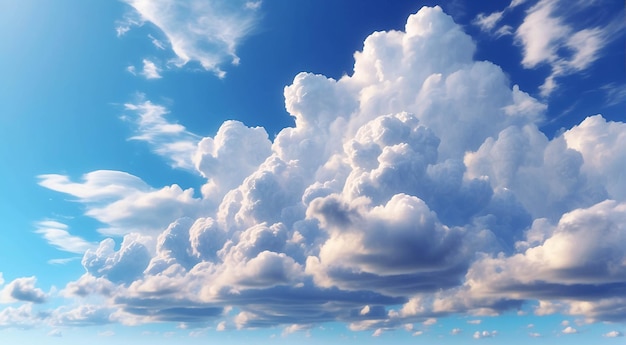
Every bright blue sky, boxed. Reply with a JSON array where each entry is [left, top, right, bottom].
[[0, 0, 625, 343]]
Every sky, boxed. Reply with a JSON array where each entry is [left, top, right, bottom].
[[0, 0, 625, 343]]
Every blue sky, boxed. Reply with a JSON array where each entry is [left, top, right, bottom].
[[0, 0, 625, 343]]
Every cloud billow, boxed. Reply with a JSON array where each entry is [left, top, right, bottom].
[[29, 5, 626, 331]]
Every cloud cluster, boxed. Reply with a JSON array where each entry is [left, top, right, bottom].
[[23, 5, 626, 334]]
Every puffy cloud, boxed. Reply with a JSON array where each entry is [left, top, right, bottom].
[[603, 331, 624, 338], [40, 4, 626, 332], [194, 120, 272, 200], [120, 0, 261, 77], [562, 326, 577, 334], [467, 200, 626, 295], [0, 304, 43, 328], [52, 305, 112, 326], [563, 115, 626, 201], [82, 235, 151, 284], [1, 277, 47, 304], [306, 194, 473, 296]]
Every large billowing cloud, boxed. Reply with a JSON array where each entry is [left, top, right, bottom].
[[25, 5, 626, 332]]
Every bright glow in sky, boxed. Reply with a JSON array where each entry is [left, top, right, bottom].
[[1, 1, 625, 344]]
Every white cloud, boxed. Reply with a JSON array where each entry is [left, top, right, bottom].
[[467, 319, 482, 324], [451, 328, 462, 335], [141, 59, 162, 79], [517, 0, 619, 96], [0, 277, 47, 304], [423, 318, 437, 326], [124, 100, 200, 170], [0, 304, 42, 328], [38, 170, 203, 235], [473, 11, 505, 33], [35, 4, 626, 332], [47, 329, 62, 337], [603, 331, 624, 338], [562, 326, 577, 334], [474, 0, 621, 97], [120, 0, 262, 77], [473, 330, 497, 339], [35, 220, 97, 254]]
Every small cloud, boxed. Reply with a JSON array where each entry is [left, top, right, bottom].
[[562, 326, 578, 334], [360, 305, 370, 315], [216, 321, 226, 331], [282, 324, 310, 337], [35, 220, 96, 254], [412, 330, 423, 336], [467, 319, 482, 325], [423, 318, 437, 326], [141, 59, 162, 79], [451, 328, 462, 335], [372, 328, 383, 337], [473, 330, 497, 339], [98, 330, 115, 337], [561, 320, 570, 326], [47, 257, 81, 265], [1, 276, 47, 304], [47, 329, 62, 337], [603, 331, 623, 338], [529, 332, 541, 337], [148, 34, 166, 50], [245, 1, 262, 10]]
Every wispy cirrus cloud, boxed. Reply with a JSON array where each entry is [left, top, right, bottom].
[[118, 0, 263, 77], [35, 220, 97, 254], [474, 0, 624, 97]]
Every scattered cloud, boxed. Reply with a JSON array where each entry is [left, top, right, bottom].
[[35, 220, 97, 254], [38, 170, 203, 235], [0, 277, 47, 304], [451, 328, 462, 335], [474, 0, 624, 97], [124, 100, 200, 170], [473, 330, 498, 339], [140, 59, 162, 79], [119, 0, 263, 77], [603, 331, 623, 338], [47, 329, 63, 337], [48, 257, 82, 265], [562, 326, 577, 334], [423, 318, 437, 326], [467, 319, 482, 324]]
